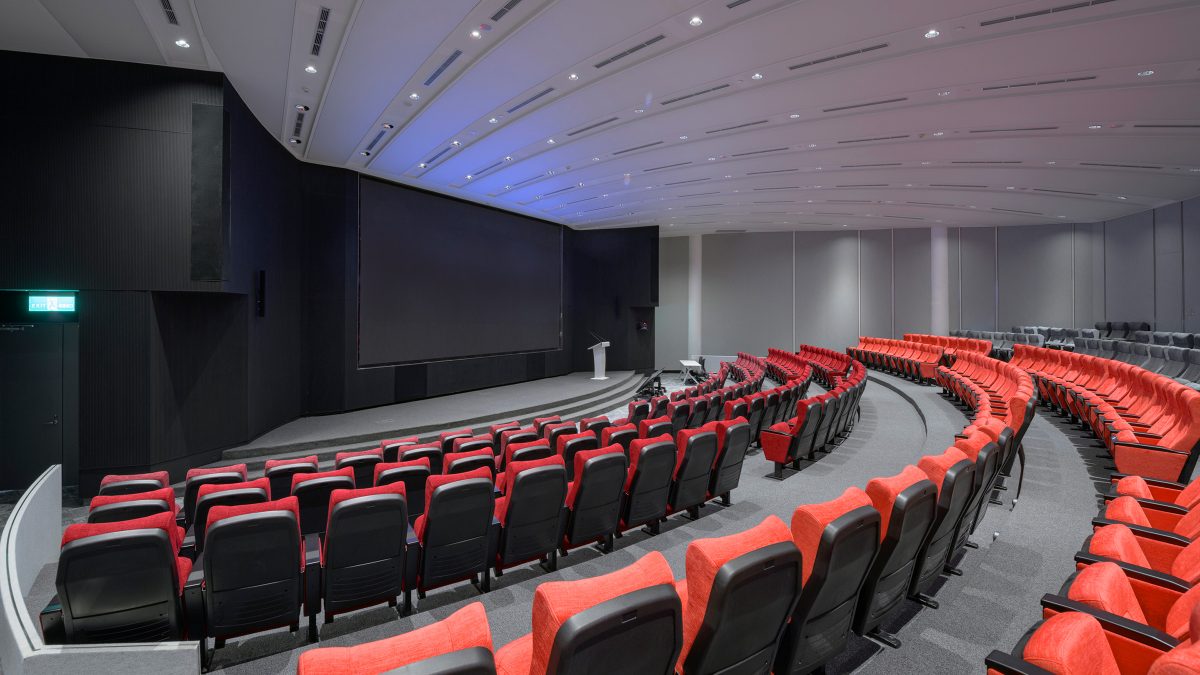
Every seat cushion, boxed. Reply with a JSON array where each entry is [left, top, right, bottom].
[[1066, 562, 1148, 625], [865, 465, 931, 541], [88, 487, 178, 515], [1022, 612, 1121, 675], [372, 457, 431, 485]]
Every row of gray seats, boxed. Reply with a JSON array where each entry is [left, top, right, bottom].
[[950, 330, 1046, 350], [1012, 325, 1198, 349], [1073, 338, 1200, 390]]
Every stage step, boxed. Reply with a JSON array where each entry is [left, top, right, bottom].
[[213, 371, 650, 473]]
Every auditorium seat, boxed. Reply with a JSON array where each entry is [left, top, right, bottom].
[[502, 439, 554, 470], [557, 431, 599, 481], [620, 435, 676, 536], [650, 395, 669, 418], [452, 435, 497, 458], [292, 467, 356, 536], [87, 486, 176, 524], [1077, 524, 1200, 586], [532, 416, 561, 435], [708, 417, 750, 506], [335, 448, 385, 489], [321, 482, 409, 621], [196, 497, 315, 657], [675, 516, 801, 675], [56, 511, 189, 643], [668, 399, 692, 435], [97, 470, 170, 497], [667, 428, 719, 520], [762, 396, 823, 478], [440, 429, 474, 454], [775, 487, 881, 675], [489, 422, 522, 446], [745, 394, 766, 446], [1110, 474, 1200, 510], [297, 603, 494, 675], [493, 551, 682, 675], [687, 396, 709, 428], [599, 422, 637, 456], [561, 445, 626, 554], [402, 442, 445, 475], [1097, 496, 1200, 542], [950, 430, 1003, 555], [410, 467, 496, 605], [445, 448, 498, 477], [910, 447, 976, 608], [722, 397, 748, 422], [264, 456, 318, 500], [191, 478, 270, 553], [854, 466, 938, 647], [381, 437, 420, 463], [543, 421, 578, 454], [704, 392, 723, 424], [493, 456, 568, 575], [1171, 333, 1194, 349], [1050, 561, 1199, 644], [580, 415, 612, 436], [374, 458, 431, 522], [183, 464, 248, 527]]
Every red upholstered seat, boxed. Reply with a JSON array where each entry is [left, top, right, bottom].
[[323, 481, 407, 548], [297, 602, 493, 675], [494, 455, 565, 524], [443, 447, 497, 476], [566, 445, 624, 508], [62, 510, 186, 565], [494, 455, 568, 573], [98, 470, 170, 493], [1064, 561, 1200, 642], [89, 486, 177, 515], [414, 467, 494, 539], [639, 415, 672, 438], [1104, 496, 1200, 539], [186, 463, 248, 481], [411, 467, 496, 598], [373, 457, 430, 485], [791, 486, 876, 584], [321, 482, 409, 619], [1115, 475, 1200, 510], [1087, 524, 1200, 584], [494, 551, 678, 675]]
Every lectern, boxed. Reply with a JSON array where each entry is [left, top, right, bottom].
[[589, 341, 611, 380]]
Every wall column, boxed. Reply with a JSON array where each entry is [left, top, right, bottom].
[[687, 235, 702, 358], [930, 226, 950, 335]]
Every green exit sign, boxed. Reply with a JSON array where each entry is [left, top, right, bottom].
[[28, 295, 76, 312]]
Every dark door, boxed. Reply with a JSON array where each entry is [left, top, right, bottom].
[[0, 323, 64, 490]]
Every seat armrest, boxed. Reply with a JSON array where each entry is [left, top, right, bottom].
[[1072, 552, 1192, 592], [1099, 493, 1189, 514], [184, 555, 206, 639], [1039, 594, 1178, 651], [1111, 438, 1188, 455], [1110, 474, 1186, 490], [983, 651, 1055, 675], [1091, 517, 1192, 547], [181, 526, 196, 560], [304, 533, 322, 617]]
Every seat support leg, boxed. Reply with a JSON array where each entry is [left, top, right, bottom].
[[911, 593, 939, 609], [868, 627, 901, 649]]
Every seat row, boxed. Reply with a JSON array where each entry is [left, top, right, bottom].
[[1072, 338, 1200, 390], [905, 332, 994, 356], [849, 337, 945, 384], [795, 344, 853, 386], [1010, 344, 1200, 483], [761, 358, 869, 478], [951, 330, 1048, 356]]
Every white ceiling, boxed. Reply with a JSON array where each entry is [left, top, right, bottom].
[[5, 0, 1200, 235]]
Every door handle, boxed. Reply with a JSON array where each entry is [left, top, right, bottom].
[[43, 415, 59, 426]]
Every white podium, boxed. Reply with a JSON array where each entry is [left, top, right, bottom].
[[589, 341, 611, 380]]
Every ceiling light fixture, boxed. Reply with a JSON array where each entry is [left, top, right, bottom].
[[418, 162, 427, 168], [289, 137, 302, 144], [382, 123, 394, 129], [1117, 196, 1127, 200], [592, 157, 600, 161], [295, 104, 310, 111], [679, 135, 688, 140], [546, 138, 556, 144], [465, 174, 473, 179], [1137, 70, 1155, 77], [634, 108, 644, 113], [451, 139, 461, 147], [408, 92, 420, 100], [1088, 124, 1103, 129], [807, 143, 816, 148], [937, 90, 951, 96], [790, 113, 800, 119], [175, 39, 190, 48], [932, 131, 944, 136], [469, 29, 482, 39], [361, 151, 370, 156], [921, 161, 931, 165], [689, 16, 703, 27], [1046, 161, 1057, 165], [568, 73, 579, 81], [751, 72, 764, 80], [504, 155, 513, 161], [924, 28, 940, 38], [504, 185, 510, 189], [304, 65, 317, 74], [707, 157, 716, 161], [488, 117, 499, 124]]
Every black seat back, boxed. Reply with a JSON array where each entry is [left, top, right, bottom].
[[324, 493, 407, 618], [401, 446, 444, 475], [440, 432, 472, 454], [724, 399, 748, 422], [446, 453, 496, 476], [687, 398, 709, 428], [389, 647, 497, 674], [623, 440, 677, 529], [669, 402, 692, 436], [498, 464, 568, 567], [683, 542, 802, 675], [203, 510, 302, 639], [605, 428, 638, 457], [294, 475, 355, 536], [545, 585, 682, 675], [194, 487, 269, 553], [183, 472, 243, 527], [628, 400, 651, 427], [545, 424, 577, 454], [87, 498, 172, 524], [910, 458, 975, 597], [745, 396, 765, 441], [709, 420, 750, 501], [337, 454, 383, 489], [376, 465, 430, 521], [511, 444, 555, 463], [382, 441, 417, 463], [455, 438, 495, 456], [564, 452, 627, 548], [266, 464, 316, 501], [704, 394, 723, 424], [668, 431, 718, 514], [420, 478, 495, 591], [762, 392, 780, 430], [562, 436, 599, 481], [854, 479, 938, 635]]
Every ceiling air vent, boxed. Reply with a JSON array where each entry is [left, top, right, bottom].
[[567, 196, 599, 205], [506, 87, 555, 114], [726, 0, 754, 8], [423, 147, 453, 165], [823, 97, 907, 113], [1133, 124, 1200, 129], [707, 119, 769, 134], [662, 84, 730, 106], [754, 200, 795, 204], [311, 7, 331, 56], [731, 147, 788, 157], [544, 185, 575, 196], [664, 178, 711, 186], [424, 50, 463, 86], [490, 0, 524, 22], [594, 34, 666, 69], [754, 186, 800, 191], [980, 0, 1119, 27], [159, 0, 178, 25], [511, 173, 542, 187], [365, 130, 386, 153], [907, 201, 955, 206], [473, 160, 504, 175], [982, 75, 1095, 91], [993, 208, 1044, 215], [686, 203, 724, 208], [790, 43, 888, 70], [645, 161, 693, 172], [969, 126, 1058, 133], [568, 117, 619, 137], [883, 215, 924, 220], [842, 162, 901, 168], [816, 212, 852, 216], [838, 134, 908, 144], [952, 160, 1022, 164], [583, 204, 616, 212], [834, 185, 886, 189], [292, 111, 306, 137], [829, 199, 873, 203], [1079, 162, 1162, 169], [679, 191, 721, 197], [930, 183, 987, 188], [747, 169, 799, 175], [1033, 188, 1097, 196], [716, 228, 747, 233], [613, 140, 664, 155]]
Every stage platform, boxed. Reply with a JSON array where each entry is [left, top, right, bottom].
[[217, 370, 647, 470]]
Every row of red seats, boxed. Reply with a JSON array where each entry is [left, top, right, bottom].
[[297, 389, 1032, 674], [1010, 344, 1200, 483], [986, 478, 1200, 673], [797, 344, 854, 386], [764, 348, 815, 382], [761, 359, 869, 478], [905, 333, 993, 356], [849, 336, 945, 384]]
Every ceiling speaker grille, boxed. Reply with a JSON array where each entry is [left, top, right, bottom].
[[980, 0, 1119, 27], [365, 130, 386, 152], [311, 7, 330, 56], [613, 140, 664, 155], [506, 87, 555, 114], [594, 34, 666, 69], [490, 0, 524, 22], [567, 117, 619, 137], [292, 111, 306, 137], [790, 43, 888, 70], [424, 50, 463, 86], [159, 0, 178, 25], [661, 84, 731, 106]]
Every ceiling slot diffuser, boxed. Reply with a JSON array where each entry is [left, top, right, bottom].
[[823, 97, 907, 113], [567, 196, 599, 205], [838, 134, 908, 144], [842, 162, 901, 168], [613, 140, 664, 155], [679, 191, 721, 197], [754, 211, 788, 214], [365, 130, 386, 152], [583, 204, 616, 212], [754, 186, 800, 191], [980, 0, 1118, 27], [506, 87, 555, 114], [661, 84, 731, 106], [731, 147, 788, 157], [789, 43, 888, 70], [1133, 124, 1200, 129], [969, 126, 1059, 133], [664, 178, 711, 186], [829, 199, 873, 203], [292, 111, 306, 136], [594, 34, 666, 69], [159, 0, 178, 25], [645, 161, 693, 172], [815, 212, 852, 216], [490, 0, 524, 22], [747, 169, 799, 175], [929, 184, 988, 188], [1079, 162, 1162, 169], [706, 119, 769, 134], [951, 160, 1022, 164], [834, 185, 887, 188], [511, 173, 542, 187], [725, 0, 754, 8], [982, 75, 1095, 91], [1033, 188, 1097, 196], [311, 7, 331, 56], [754, 200, 795, 204], [883, 215, 924, 220], [544, 185, 575, 196], [567, 117, 619, 137], [992, 208, 1045, 215], [716, 229, 748, 233], [424, 50, 463, 86], [687, 203, 724, 208], [473, 160, 504, 175], [907, 201, 955, 206]]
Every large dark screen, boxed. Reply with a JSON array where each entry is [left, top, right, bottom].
[[358, 177, 563, 367]]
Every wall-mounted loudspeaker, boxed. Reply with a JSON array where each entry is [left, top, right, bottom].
[[255, 270, 266, 317]]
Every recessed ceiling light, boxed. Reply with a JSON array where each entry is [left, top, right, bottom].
[[504, 185, 510, 190], [470, 29, 482, 39], [304, 65, 317, 74], [751, 72, 764, 80], [504, 155, 513, 161], [592, 157, 600, 161], [937, 90, 951, 97], [932, 131, 944, 136], [451, 139, 461, 147], [1117, 196, 1127, 200], [488, 117, 499, 124], [467, 174, 475, 180], [1046, 161, 1057, 165], [418, 162, 427, 168], [905, 184, 913, 187], [577, 182, 585, 187], [548, 169, 555, 175], [707, 157, 716, 161], [1088, 124, 1103, 129], [924, 29, 940, 39], [409, 92, 420, 100], [921, 161, 931, 165], [546, 138, 556, 144], [807, 143, 817, 148], [1190, 168, 1200, 172], [536, 195, 542, 199], [568, 73, 579, 81], [1137, 70, 1155, 77], [382, 122, 394, 129], [634, 108, 644, 113], [175, 39, 190, 48], [790, 113, 800, 119], [679, 135, 688, 140], [1006, 186, 1015, 190], [1057, 215, 1067, 219], [295, 104, 310, 112], [724, 175, 732, 179], [816, 166, 822, 170], [361, 150, 370, 156], [689, 16, 703, 27], [288, 137, 302, 144]]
